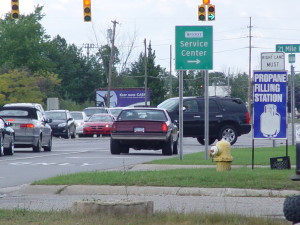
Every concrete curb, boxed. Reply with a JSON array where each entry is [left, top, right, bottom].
[[12, 184, 300, 198]]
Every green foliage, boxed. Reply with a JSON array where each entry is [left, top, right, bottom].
[[0, 69, 45, 106], [59, 99, 95, 111]]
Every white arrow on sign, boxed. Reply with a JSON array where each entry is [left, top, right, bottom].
[[187, 59, 201, 64]]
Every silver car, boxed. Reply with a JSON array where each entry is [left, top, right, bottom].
[[70, 111, 87, 137], [0, 106, 52, 152]]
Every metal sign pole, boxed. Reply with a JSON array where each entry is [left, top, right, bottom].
[[204, 70, 209, 160], [179, 70, 183, 160]]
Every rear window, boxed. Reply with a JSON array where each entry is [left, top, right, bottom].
[[119, 109, 166, 121], [46, 112, 67, 120], [71, 112, 83, 120], [0, 109, 36, 119], [88, 114, 113, 122], [84, 108, 107, 117]]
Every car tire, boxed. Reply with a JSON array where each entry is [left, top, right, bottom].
[[283, 195, 300, 223], [197, 137, 216, 145], [173, 138, 178, 155], [4, 136, 14, 156], [43, 136, 52, 152], [71, 128, 76, 139], [110, 139, 121, 155], [121, 146, 129, 154], [162, 136, 173, 156], [33, 136, 42, 152], [218, 125, 237, 145], [64, 129, 70, 139]]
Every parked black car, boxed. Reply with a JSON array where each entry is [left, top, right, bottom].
[[45, 110, 76, 139], [0, 117, 15, 156], [157, 96, 251, 145]]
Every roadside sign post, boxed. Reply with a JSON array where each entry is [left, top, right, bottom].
[[175, 26, 213, 160]]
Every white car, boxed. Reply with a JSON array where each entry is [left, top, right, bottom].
[[70, 111, 88, 137]]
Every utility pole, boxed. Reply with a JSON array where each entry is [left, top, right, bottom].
[[247, 17, 253, 114], [107, 20, 118, 108], [83, 43, 96, 59], [169, 45, 173, 97], [144, 38, 148, 106]]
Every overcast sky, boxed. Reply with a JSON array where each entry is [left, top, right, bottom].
[[1, 0, 300, 75]]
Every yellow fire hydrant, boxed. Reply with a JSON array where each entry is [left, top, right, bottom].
[[209, 139, 233, 172]]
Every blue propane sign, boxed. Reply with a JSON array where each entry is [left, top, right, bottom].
[[253, 71, 287, 139]]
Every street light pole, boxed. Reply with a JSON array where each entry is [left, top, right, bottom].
[[107, 20, 118, 108]]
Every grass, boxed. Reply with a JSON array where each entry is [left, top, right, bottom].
[[33, 146, 299, 190], [147, 145, 295, 165], [0, 209, 290, 225]]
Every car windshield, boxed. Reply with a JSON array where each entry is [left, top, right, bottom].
[[109, 108, 122, 117], [84, 108, 106, 117], [46, 112, 67, 120], [119, 110, 166, 121], [71, 113, 83, 120], [157, 98, 178, 111], [88, 115, 113, 122]]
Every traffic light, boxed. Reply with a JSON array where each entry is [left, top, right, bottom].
[[11, 0, 19, 19], [207, 5, 215, 21], [203, 0, 210, 4], [83, 0, 92, 22], [198, 4, 206, 21]]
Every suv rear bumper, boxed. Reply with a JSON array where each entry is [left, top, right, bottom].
[[239, 124, 251, 135]]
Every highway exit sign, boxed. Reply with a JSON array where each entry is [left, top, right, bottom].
[[175, 26, 213, 70], [276, 44, 300, 53]]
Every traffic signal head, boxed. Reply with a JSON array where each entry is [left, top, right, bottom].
[[207, 5, 215, 21], [83, 0, 92, 22], [198, 5, 206, 21], [203, 0, 210, 4], [11, 0, 19, 19]]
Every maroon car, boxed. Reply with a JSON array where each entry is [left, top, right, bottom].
[[110, 108, 179, 155], [83, 113, 115, 137]]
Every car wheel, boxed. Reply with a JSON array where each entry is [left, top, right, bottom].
[[33, 136, 42, 152], [197, 137, 216, 145], [173, 138, 178, 155], [121, 146, 129, 154], [43, 135, 52, 152], [64, 129, 70, 139], [71, 128, 76, 139], [284, 195, 300, 224], [218, 125, 237, 145], [110, 139, 121, 155], [4, 135, 14, 156], [0, 136, 4, 156], [162, 136, 173, 156]]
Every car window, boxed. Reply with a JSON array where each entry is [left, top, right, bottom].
[[157, 99, 178, 111], [46, 112, 67, 120], [71, 113, 83, 120], [119, 110, 166, 121], [89, 115, 113, 122], [183, 100, 198, 113], [219, 99, 245, 113], [36, 110, 43, 121], [84, 108, 107, 117], [0, 109, 29, 117]]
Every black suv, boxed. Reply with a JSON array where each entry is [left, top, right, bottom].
[[157, 96, 251, 145]]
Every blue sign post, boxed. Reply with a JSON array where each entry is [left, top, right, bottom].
[[253, 71, 287, 139]]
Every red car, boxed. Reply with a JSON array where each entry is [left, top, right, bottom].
[[83, 113, 115, 137]]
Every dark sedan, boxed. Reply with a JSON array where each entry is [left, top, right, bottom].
[[110, 108, 179, 155], [45, 110, 76, 139]]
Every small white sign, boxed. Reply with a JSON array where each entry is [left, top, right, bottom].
[[261, 52, 285, 71], [185, 31, 203, 38]]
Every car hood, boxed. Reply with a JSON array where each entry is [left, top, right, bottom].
[[85, 121, 113, 126]]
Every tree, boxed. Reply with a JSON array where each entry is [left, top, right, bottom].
[[0, 6, 53, 72], [230, 72, 249, 102], [0, 69, 45, 106]]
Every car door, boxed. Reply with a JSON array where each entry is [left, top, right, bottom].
[[182, 99, 202, 136]]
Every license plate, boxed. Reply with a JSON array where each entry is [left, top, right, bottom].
[[134, 127, 144, 133]]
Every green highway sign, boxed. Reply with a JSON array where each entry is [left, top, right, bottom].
[[175, 26, 213, 70], [276, 44, 300, 53]]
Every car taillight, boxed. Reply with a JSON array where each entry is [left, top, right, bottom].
[[6, 119, 15, 122], [20, 124, 35, 128], [162, 123, 168, 132], [246, 112, 250, 124]]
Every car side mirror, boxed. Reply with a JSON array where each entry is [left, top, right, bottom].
[[46, 118, 52, 123]]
